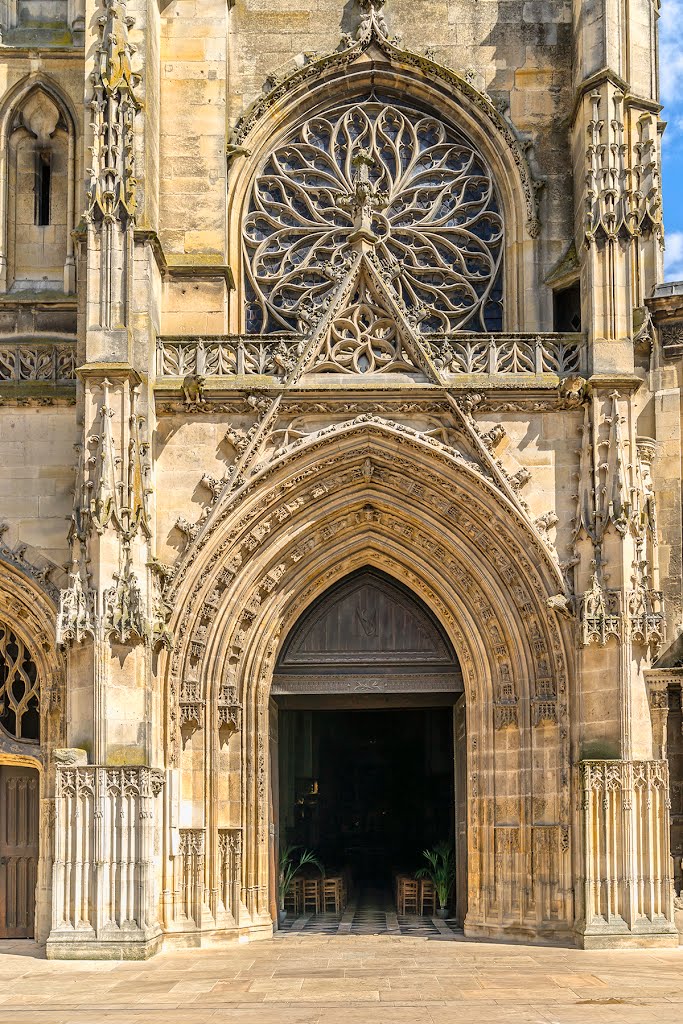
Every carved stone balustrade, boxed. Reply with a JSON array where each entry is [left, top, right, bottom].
[[156, 332, 587, 382], [0, 341, 77, 383]]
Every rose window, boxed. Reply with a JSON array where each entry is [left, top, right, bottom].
[[243, 98, 504, 334]]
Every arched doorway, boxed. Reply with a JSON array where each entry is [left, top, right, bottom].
[[271, 568, 466, 925]]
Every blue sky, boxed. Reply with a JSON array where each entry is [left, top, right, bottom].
[[662, 0, 683, 278]]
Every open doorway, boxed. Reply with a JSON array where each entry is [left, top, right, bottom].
[[278, 703, 454, 884], [271, 568, 466, 930]]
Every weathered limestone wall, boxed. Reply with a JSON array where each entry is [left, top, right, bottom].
[[0, 406, 76, 565]]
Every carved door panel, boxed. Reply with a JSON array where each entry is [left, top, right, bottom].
[[453, 696, 468, 927], [0, 765, 39, 939]]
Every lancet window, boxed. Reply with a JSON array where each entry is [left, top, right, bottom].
[[244, 96, 504, 334], [1, 86, 75, 294], [0, 621, 40, 742]]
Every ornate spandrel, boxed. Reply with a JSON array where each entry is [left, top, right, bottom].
[[244, 99, 503, 335]]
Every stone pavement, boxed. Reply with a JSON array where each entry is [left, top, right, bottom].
[[1, 932, 682, 1024]]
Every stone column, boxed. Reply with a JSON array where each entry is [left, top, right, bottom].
[[48, 0, 168, 960]]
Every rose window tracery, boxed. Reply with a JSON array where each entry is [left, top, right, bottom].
[[244, 97, 504, 334], [0, 621, 40, 742]]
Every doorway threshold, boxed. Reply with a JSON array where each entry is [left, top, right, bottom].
[[278, 886, 463, 939]]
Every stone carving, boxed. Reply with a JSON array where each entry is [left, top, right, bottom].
[[175, 516, 200, 547], [0, 523, 61, 604], [179, 680, 205, 729], [157, 332, 587, 379], [574, 394, 665, 653], [233, 0, 541, 236], [243, 98, 503, 334], [102, 565, 145, 645], [183, 374, 207, 408], [87, 0, 141, 225], [52, 764, 164, 940], [0, 344, 77, 382], [584, 90, 662, 246], [579, 760, 675, 938], [53, 748, 88, 766], [217, 828, 242, 924], [579, 567, 621, 646], [0, 619, 40, 741], [56, 560, 96, 646], [311, 270, 416, 374]]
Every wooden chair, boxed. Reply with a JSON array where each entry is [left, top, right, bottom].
[[323, 877, 342, 913], [284, 876, 303, 915], [302, 878, 321, 914], [398, 877, 419, 915], [420, 878, 437, 916]]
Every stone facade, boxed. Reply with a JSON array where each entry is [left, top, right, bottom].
[[0, 0, 681, 958]]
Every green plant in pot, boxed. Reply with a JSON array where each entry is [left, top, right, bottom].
[[416, 841, 455, 919], [278, 844, 324, 925]]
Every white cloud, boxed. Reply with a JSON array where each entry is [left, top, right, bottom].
[[660, 0, 683, 106], [665, 230, 683, 280]]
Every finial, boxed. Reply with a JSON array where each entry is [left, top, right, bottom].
[[336, 146, 389, 251]]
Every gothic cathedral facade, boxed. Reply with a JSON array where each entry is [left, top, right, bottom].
[[0, 0, 682, 958]]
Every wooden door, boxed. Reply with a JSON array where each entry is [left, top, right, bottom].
[[0, 765, 39, 938], [453, 696, 468, 927]]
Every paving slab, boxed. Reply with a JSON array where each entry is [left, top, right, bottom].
[[0, 934, 682, 1023]]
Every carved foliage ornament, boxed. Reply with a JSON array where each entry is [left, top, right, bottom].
[[244, 99, 503, 334]]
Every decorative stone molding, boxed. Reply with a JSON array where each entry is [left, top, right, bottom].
[[217, 684, 242, 733], [56, 561, 95, 646], [47, 765, 165, 958], [216, 828, 242, 924], [579, 570, 621, 646], [176, 828, 206, 930], [584, 89, 662, 247], [0, 524, 61, 605], [243, 99, 503, 335], [157, 332, 587, 380], [87, 0, 141, 226], [0, 343, 77, 383], [179, 680, 205, 730], [58, 379, 156, 651], [577, 760, 677, 946]]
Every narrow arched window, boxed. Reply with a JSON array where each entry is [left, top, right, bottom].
[[0, 621, 40, 742], [3, 87, 73, 294]]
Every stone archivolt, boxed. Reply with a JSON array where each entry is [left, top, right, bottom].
[[157, 418, 574, 937]]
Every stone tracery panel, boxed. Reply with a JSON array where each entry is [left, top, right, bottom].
[[0, 619, 40, 742], [244, 98, 504, 334]]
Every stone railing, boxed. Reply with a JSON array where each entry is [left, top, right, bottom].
[[0, 340, 77, 383], [156, 332, 587, 380]]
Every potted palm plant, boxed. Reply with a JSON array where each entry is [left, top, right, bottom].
[[278, 844, 324, 925], [415, 841, 455, 919]]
